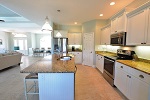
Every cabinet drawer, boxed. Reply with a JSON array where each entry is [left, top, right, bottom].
[[115, 62, 130, 72], [130, 68, 150, 84]]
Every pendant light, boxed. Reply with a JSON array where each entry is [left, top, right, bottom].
[[41, 16, 53, 32], [56, 24, 62, 37]]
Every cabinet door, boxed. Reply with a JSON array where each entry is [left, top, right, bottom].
[[146, 7, 150, 44], [74, 33, 81, 45], [101, 26, 111, 45], [96, 54, 99, 68], [111, 18, 117, 34], [117, 13, 126, 32], [74, 52, 82, 64], [99, 55, 104, 73], [114, 66, 129, 98], [126, 9, 147, 45], [67, 34, 74, 45], [129, 76, 149, 100]]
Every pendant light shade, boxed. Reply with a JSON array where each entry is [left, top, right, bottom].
[[56, 24, 62, 37], [56, 31, 62, 37], [41, 16, 53, 31]]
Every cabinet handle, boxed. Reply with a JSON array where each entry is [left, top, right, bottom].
[[91, 52, 92, 53], [127, 75, 129, 77], [144, 42, 146, 44], [139, 75, 144, 79], [120, 66, 123, 68], [115, 31, 117, 32], [141, 43, 144, 44], [101, 57, 102, 58]]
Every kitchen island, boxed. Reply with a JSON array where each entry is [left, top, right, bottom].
[[21, 54, 76, 100]]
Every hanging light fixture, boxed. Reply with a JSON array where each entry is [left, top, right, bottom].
[[56, 24, 62, 37], [41, 16, 53, 32]]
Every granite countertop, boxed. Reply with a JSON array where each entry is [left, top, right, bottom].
[[95, 51, 117, 57], [68, 50, 82, 52], [95, 51, 150, 75], [20, 54, 76, 73], [116, 60, 150, 75]]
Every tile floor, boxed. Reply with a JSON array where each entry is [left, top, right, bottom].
[[0, 56, 127, 100]]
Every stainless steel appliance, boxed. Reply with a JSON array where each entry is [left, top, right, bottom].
[[53, 38, 68, 53], [103, 49, 135, 86], [110, 32, 126, 46]]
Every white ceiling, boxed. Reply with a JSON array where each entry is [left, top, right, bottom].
[[0, 0, 145, 33]]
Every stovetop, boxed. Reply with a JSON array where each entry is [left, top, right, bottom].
[[104, 49, 135, 60]]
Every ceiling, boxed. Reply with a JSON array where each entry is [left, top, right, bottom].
[[0, 0, 144, 33]]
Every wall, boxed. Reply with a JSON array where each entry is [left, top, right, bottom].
[[35, 34, 51, 48], [96, 45, 150, 60], [0, 31, 10, 53], [54, 24, 82, 33]]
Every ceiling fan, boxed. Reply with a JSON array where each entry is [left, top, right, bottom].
[[0, 20, 5, 22]]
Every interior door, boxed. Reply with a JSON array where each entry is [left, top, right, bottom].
[[83, 32, 94, 67]]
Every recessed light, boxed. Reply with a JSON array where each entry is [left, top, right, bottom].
[[74, 22, 77, 24], [99, 14, 103, 16], [110, 2, 115, 5]]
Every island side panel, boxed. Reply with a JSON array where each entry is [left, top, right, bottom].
[[38, 73, 75, 100]]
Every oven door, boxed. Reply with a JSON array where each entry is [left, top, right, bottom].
[[104, 57, 115, 79]]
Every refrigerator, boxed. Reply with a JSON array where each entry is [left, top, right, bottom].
[[53, 38, 68, 53]]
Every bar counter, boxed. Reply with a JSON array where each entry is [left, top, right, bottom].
[[20, 54, 76, 73], [21, 54, 76, 100]]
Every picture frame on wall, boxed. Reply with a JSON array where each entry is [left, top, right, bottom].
[[0, 39, 2, 45]]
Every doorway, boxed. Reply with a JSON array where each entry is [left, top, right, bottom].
[[13, 34, 28, 55]]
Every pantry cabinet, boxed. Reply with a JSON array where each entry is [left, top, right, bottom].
[[101, 24, 111, 45], [68, 52, 82, 64], [126, 3, 150, 45], [114, 62, 150, 100], [67, 33, 81, 45], [110, 9, 127, 34], [96, 54, 104, 73]]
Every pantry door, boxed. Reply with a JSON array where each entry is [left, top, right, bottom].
[[83, 32, 94, 67]]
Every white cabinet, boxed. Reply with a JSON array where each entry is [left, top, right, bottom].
[[126, 3, 150, 45], [38, 73, 74, 100], [110, 9, 127, 34], [96, 54, 104, 73], [114, 62, 150, 100], [101, 24, 111, 45], [53, 30, 68, 38], [68, 52, 82, 64], [67, 33, 81, 45]]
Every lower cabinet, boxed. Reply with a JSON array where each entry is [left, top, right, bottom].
[[96, 54, 104, 73], [68, 52, 82, 64], [114, 62, 150, 100]]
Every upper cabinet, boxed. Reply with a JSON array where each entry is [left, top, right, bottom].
[[101, 24, 111, 45], [53, 30, 68, 38], [110, 9, 127, 34], [126, 2, 150, 45], [67, 33, 81, 45]]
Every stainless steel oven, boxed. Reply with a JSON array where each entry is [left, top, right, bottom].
[[103, 56, 116, 86]]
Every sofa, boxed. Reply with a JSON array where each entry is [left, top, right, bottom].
[[0, 52, 22, 70]]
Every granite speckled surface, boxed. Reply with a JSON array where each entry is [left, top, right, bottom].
[[20, 54, 75, 73], [95, 51, 150, 75], [95, 51, 117, 57]]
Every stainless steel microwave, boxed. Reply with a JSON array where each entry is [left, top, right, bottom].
[[110, 32, 126, 46]]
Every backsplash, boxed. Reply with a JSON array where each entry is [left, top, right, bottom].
[[95, 45, 150, 60]]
